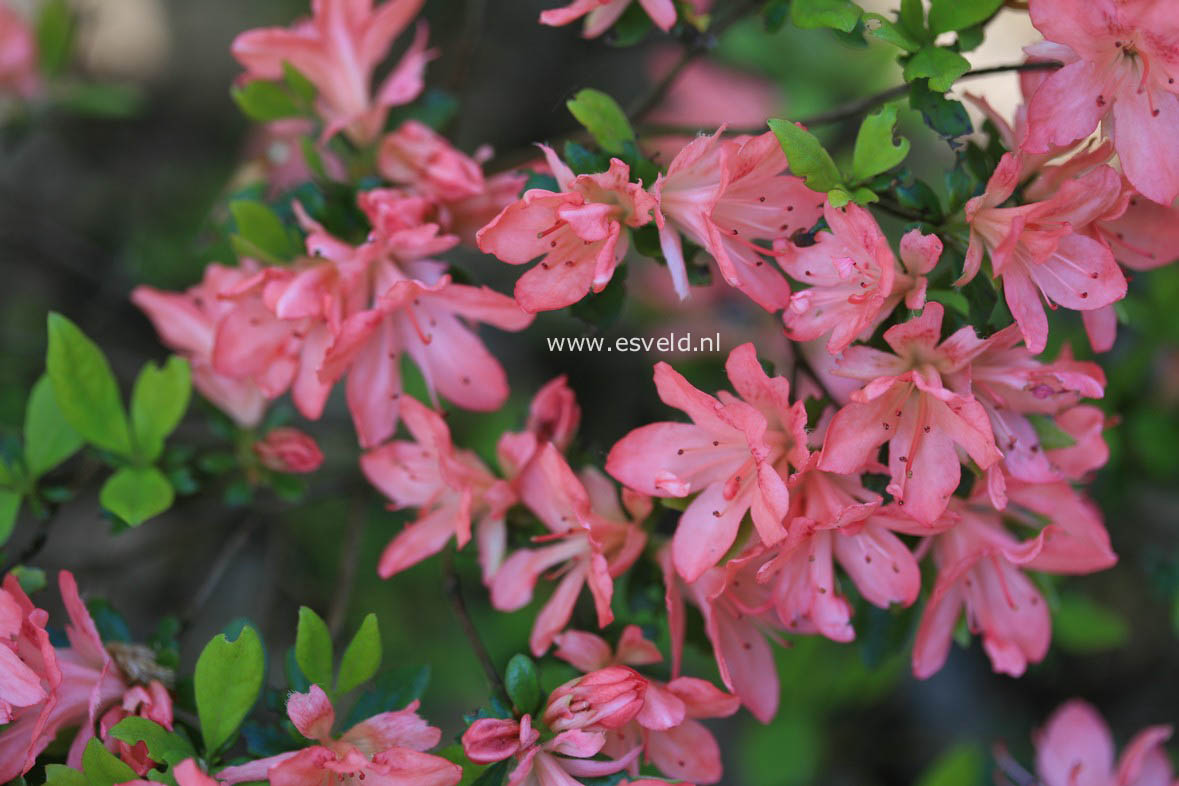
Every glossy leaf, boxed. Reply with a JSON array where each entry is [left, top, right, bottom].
[[194, 624, 265, 755], [337, 613, 382, 693], [229, 200, 297, 263], [903, 46, 971, 92], [566, 89, 635, 155], [131, 356, 191, 462], [791, 0, 863, 32], [296, 605, 334, 689], [768, 118, 843, 192], [928, 0, 1001, 35], [852, 103, 910, 181], [108, 717, 198, 766], [46, 313, 133, 458], [0, 490, 20, 547], [100, 467, 174, 527], [231, 81, 300, 123], [863, 13, 921, 52], [81, 739, 138, 786], [504, 654, 541, 715], [24, 374, 83, 478]]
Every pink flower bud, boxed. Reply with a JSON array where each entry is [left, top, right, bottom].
[[526, 376, 580, 454], [254, 428, 324, 474], [542, 665, 648, 732], [461, 716, 537, 764]]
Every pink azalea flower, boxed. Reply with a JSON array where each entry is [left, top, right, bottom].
[[231, 0, 434, 144], [254, 427, 325, 474], [361, 395, 509, 578], [477, 147, 656, 312], [378, 119, 486, 202], [0, 4, 40, 99], [663, 549, 782, 723], [780, 203, 938, 353], [0, 577, 53, 739], [463, 714, 641, 786], [652, 129, 824, 310], [219, 684, 460, 786], [490, 444, 647, 655], [1033, 700, 1177, 786], [607, 343, 809, 582], [818, 303, 1002, 525], [442, 170, 531, 248], [132, 263, 274, 428], [1022, 0, 1179, 204], [97, 681, 174, 775], [123, 759, 224, 786], [552, 626, 739, 784], [539, 0, 676, 39], [963, 151, 1127, 354], [542, 666, 649, 733]]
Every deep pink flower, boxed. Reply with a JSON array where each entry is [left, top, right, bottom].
[[963, 152, 1127, 354], [477, 147, 656, 312], [462, 715, 641, 786], [1033, 700, 1176, 786], [652, 130, 823, 310], [1023, 0, 1179, 204], [607, 343, 808, 581], [361, 396, 509, 578], [219, 684, 460, 786], [539, 0, 676, 38], [378, 120, 486, 202], [231, 0, 433, 144], [818, 303, 1002, 525], [490, 444, 647, 655], [254, 427, 325, 473], [0, 5, 39, 99]]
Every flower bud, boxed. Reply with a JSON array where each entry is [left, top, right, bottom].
[[542, 665, 648, 732], [254, 428, 324, 474], [461, 716, 539, 764], [526, 376, 580, 454]]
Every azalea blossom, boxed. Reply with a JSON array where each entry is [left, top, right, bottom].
[[231, 0, 434, 144], [607, 343, 809, 581], [543, 666, 649, 733], [378, 120, 486, 202], [819, 302, 1002, 525], [218, 684, 461, 786], [1023, 0, 1179, 204], [477, 146, 656, 312], [0, 4, 39, 99], [1032, 699, 1177, 786], [254, 427, 325, 473], [490, 444, 647, 655], [539, 0, 676, 39], [653, 129, 824, 309]]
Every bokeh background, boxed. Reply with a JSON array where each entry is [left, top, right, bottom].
[[2, 0, 1177, 783]]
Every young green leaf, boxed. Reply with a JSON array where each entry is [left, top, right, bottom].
[[231, 81, 300, 123], [130, 356, 191, 463], [791, 0, 863, 32], [863, 13, 921, 52], [899, 0, 926, 39], [1054, 594, 1130, 653], [24, 375, 83, 478], [44, 765, 88, 786], [565, 89, 635, 154], [46, 313, 134, 458], [903, 46, 971, 92], [915, 743, 984, 786], [81, 739, 138, 786], [852, 103, 910, 181], [928, 0, 1001, 35], [296, 606, 334, 689], [282, 62, 318, 103], [100, 467, 175, 526], [504, 654, 541, 715], [336, 613, 382, 693], [194, 624, 265, 755], [1026, 414, 1078, 450], [108, 717, 198, 766], [909, 80, 973, 139], [0, 490, 20, 547], [767, 119, 843, 192], [35, 0, 73, 75], [229, 200, 297, 264]]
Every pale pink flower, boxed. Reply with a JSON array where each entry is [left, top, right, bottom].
[[818, 303, 1002, 525], [219, 684, 460, 786], [361, 396, 509, 578], [477, 147, 656, 312], [539, 0, 676, 38], [490, 444, 647, 655], [378, 120, 485, 202], [1033, 700, 1177, 786], [1023, 0, 1179, 204], [462, 715, 641, 786], [0, 4, 39, 99], [607, 343, 808, 581], [652, 129, 824, 309], [231, 0, 434, 144], [254, 427, 325, 473], [442, 170, 531, 248]]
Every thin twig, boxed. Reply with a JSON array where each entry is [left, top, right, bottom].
[[327, 500, 367, 638], [442, 549, 508, 701], [179, 516, 261, 632], [446, 0, 488, 96]]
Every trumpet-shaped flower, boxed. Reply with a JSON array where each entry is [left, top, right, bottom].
[[462, 715, 641, 786], [1033, 700, 1176, 786], [378, 120, 485, 202]]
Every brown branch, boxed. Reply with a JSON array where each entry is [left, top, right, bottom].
[[442, 549, 508, 701], [327, 500, 367, 638]]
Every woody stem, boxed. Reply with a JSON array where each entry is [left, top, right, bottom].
[[442, 549, 510, 702]]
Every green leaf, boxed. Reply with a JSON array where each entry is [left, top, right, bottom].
[[35, 0, 73, 75], [605, 2, 653, 46], [130, 356, 191, 463], [46, 313, 133, 457], [827, 187, 853, 208], [56, 83, 142, 118], [916, 743, 984, 786], [899, 0, 926, 39], [790, 0, 863, 32], [1054, 594, 1129, 653], [469, 760, 511, 786], [768, 119, 843, 192], [195, 624, 265, 755], [24, 375, 83, 477], [229, 200, 297, 264], [296, 606, 334, 689], [928, 0, 1001, 35], [81, 739, 138, 786], [343, 665, 430, 728], [570, 264, 629, 329], [100, 467, 174, 526], [108, 717, 197, 766], [903, 46, 971, 92], [852, 103, 910, 181], [0, 490, 20, 547], [282, 62, 317, 103], [909, 80, 972, 139], [504, 654, 541, 715], [231, 81, 300, 123], [336, 613, 382, 693], [565, 89, 635, 155], [1026, 414, 1077, 450], [44, 765, 88, 786], [863, 13, 921, 52], [10, 565, 46, 594], [926, 289, 971, 317]]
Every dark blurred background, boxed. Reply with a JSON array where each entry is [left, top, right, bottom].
[[1, 1, 1177, 783]]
